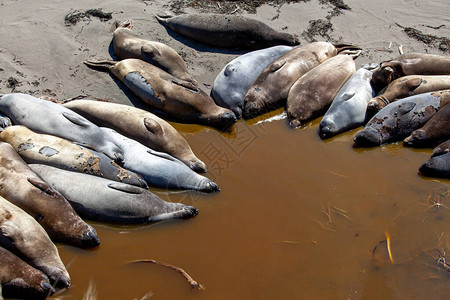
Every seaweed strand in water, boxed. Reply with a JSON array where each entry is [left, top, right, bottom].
[[64, 8, 113, 26]]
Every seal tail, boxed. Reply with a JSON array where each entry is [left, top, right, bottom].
[[83, 60, 117, 72], [334, 43, 362, 59]]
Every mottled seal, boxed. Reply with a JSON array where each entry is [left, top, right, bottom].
[[0, 93, 123, 162], [112, 20, 197, 86], [319, 68, 375, 139], [101, 127, 220, 192], [243, 42, 361, 118], [353, 90, 450, 147], [371, 53, 450, 92], [0, 142, 99, 248], [419, 152, 450, 179], [0, 246, 53, 299], [211, 45, 294, 119], [432, 139, 450, 157], [404, 103, 450, 148], [84, 59, 237, 130], [63, 100, 206, 173], [0, 196, 70, 288], [156, 13, 299, 50], [367, 75, 450, 112], [30, 164, 199, 224], [0, 125, 147, 187], [287, 55, 356, 128]]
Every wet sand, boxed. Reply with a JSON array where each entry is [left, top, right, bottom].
[[0, 0, 449, 299]]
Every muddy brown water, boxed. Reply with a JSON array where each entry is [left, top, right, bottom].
[[51, 108, 450, 300]]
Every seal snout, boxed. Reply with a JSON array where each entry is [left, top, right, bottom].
[[201, 180, 220, 193], [353, 129, 382, 147], [184, 205, 199, 218], [319, 122, 335, 139], [243, 100, 261, 119], [81, 225, 100, 248], [403, 130, 427, 147]]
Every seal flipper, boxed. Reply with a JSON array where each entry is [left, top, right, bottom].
[[144, 118, 164, 136], [107, 182, 143, 194], [62, 112, 92, 128], [269, 60, 287, 73], [83, 60, 117, 72], [397, 102, 416, 115], [27, 177, 57, 197], [171, 78, 199, 92], [342, 90, 357, 101], [147, 149, 177, 162], [141, 44, 162, 60], [405, 78, 424, 93]]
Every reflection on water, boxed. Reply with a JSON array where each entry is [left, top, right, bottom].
[[57, 117, 449, 300]]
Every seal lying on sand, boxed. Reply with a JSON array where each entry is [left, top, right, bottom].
[[319, 68, 375, 139], [243, 42, 361, 118], [419, 152, 450, 179], [0, 125, 147, 187], [354, 90, 450, 147], [287, 55, 356, 128], [371, 53, 450, 92], [112, 19, 197, 86], [212, 45, 294, 119], [156, 13, 299, 50], [30, 164, 199, 224], [0, 246, 53, 299], [84, 59, 237, 130], [0, 196, 70, 288], [63, 100, 207, 173], [0, 93, 123, 162], [0, 142, 100, 248]]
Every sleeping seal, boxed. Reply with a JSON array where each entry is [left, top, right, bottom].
[[156, 13, 299, 50], [63, 100, 207, 173], [211, 45, 294, 119], [30, 164, 199, 224], [112, 19, 197, 86], [0, 196, 70, 288], [319, 68, 375, 139], [0, 142, 100, 248], [84, 59, 237, 130], [419, 152, 450, 179], [432, 139, 450, 157]]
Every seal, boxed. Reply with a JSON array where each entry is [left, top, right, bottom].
[[319, 68, 375, 139], [419, 152, 450, 179], [0, 246, 54, 299], [287, 55, 356, 128], [211, 45, 294, 119], [63, 100, 207, 173], [371, 53, 450, 92], [354, 90, 450, 147], [83, 59, 237, 130], [432, 139, 450, 157], [156, 13, 299, 50], [30, 164, 199, 224], [0, 196, 70, 288], [0, 93, 123, 162], [242, 42, 361, 118], [101, 127, 220, 193], [367, 75, 450, 112], [0, 142, 100, 248], [404, 103, 450, 148], [0, 113, 11, 130], [113, 19, 197, 87], [0, 125, 147, 187]]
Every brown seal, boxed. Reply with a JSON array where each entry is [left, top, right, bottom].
[[63, 100, 207, 172], [84, 59, 237, 130], [242, 42, 361, 118], [112, 20, 197, 87], [404, 103, 450, 148], [432, 139, 450, 157], [287, 55, 356, 128], [367, 75, 450, 112], [371, 53, 450, 92], [0, 142, 99, 248]]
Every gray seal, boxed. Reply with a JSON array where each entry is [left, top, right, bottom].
[[101, 127, 220, 193], [354, 90, 450, 147], [0, 93, 123, 162], [29, 164, 199, 224], [419, 152, 450, 179], [319, 68, 375, 139], [211, 45, 293, 119], [156, 13, 299, 50]]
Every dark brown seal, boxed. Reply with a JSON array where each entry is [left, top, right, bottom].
[[432, 139, 450, 157]]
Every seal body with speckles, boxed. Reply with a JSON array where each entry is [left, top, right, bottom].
[[319, 68, 375, 139], [212, 45, 294, 119], [404, 103, 450, 148], [113, 20, 197, 86], [419, 152, 450, 179], [83, 59, 237, 130], [371, 53, 450, 92], [30, 164, 199, 224], [0, 196, 70, 288], [287, 55, 356, 129], [0, 93, 123, 162], [0, 142, 100, 248], [367, 75, 450, 112], [101, 127, 220, 193], [156, 13, 299, 50], [354, 90, 450, 147], [63, 100, 207, 173]]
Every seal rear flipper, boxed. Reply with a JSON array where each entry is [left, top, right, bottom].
[[107, 182, 144, 194], [155, 12, 175, 24], [62, 112, 92, 128], [27, 177, 57, 197], [144, 117, 164, 136], [83, 60, 117, 72], [334, 43, 362, 59]]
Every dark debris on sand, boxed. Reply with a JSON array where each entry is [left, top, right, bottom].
[[396, 23, 449, 52], [64, 8, 113, 26], [302, 19, 334, 43]]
